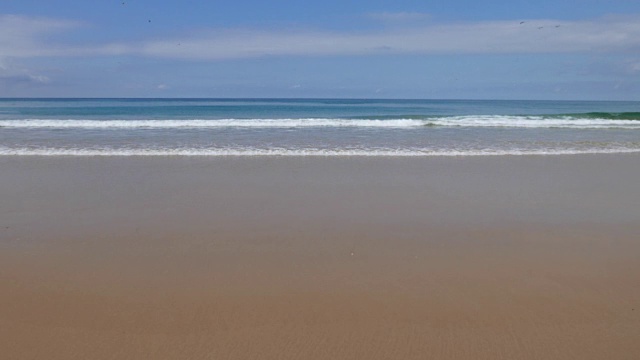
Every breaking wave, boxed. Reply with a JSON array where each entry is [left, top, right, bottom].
[[2, 114, 640, 129]]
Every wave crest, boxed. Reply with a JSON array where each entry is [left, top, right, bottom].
[[1, 115, 639, 129]]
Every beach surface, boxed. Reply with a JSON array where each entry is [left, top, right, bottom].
[[1, 155, 639, 359]]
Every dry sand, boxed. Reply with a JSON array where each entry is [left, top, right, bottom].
[[1, 155, 639, 359]]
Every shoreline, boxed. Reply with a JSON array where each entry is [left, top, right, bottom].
[[2, 148, 640, 156]]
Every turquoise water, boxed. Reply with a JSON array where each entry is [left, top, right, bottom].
[[1, 98, 639, 156]]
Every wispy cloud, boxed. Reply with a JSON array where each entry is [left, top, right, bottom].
[[3, 14, 640, 61], [0, 14, 81, 57], [0, 73, 50, 85], [366, 12, 431, 22], [136, 16, 640, 59], [0, 58, 50, 87], [629, 60, 640, 73]]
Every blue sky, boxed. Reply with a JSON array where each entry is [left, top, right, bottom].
[[1, 0, 640, 99]]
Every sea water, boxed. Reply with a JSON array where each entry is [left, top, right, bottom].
[[1, 98, 639, 156]]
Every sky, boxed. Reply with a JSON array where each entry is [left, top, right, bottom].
[[1, 0, 640, 99]]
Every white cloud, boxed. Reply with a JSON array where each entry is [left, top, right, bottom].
[[0, 14, 81, 57], [2, 14, 640, 61], [135, 16, 640, 59], [366, 12, 431, 22], [0, 58, 50, 86], [0, 72, 50, 85]]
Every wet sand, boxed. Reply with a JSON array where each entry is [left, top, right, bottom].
[[1, 155, 639, 359]]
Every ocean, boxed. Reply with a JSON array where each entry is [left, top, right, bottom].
[[1, 98, 639, 156]]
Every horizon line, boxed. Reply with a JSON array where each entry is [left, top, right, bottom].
[[0, 97, 636, 102]]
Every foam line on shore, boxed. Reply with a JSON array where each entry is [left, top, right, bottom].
[[2, 147, 640, 157]]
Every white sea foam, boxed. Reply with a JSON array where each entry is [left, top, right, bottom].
[[0, 116, 639, 129], [1, 147, 639, 157], [427, 116, 640, 129], [0, 118, 423, 129]]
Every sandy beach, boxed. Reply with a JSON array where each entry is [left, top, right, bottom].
[[1, 155, 639, 359]]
